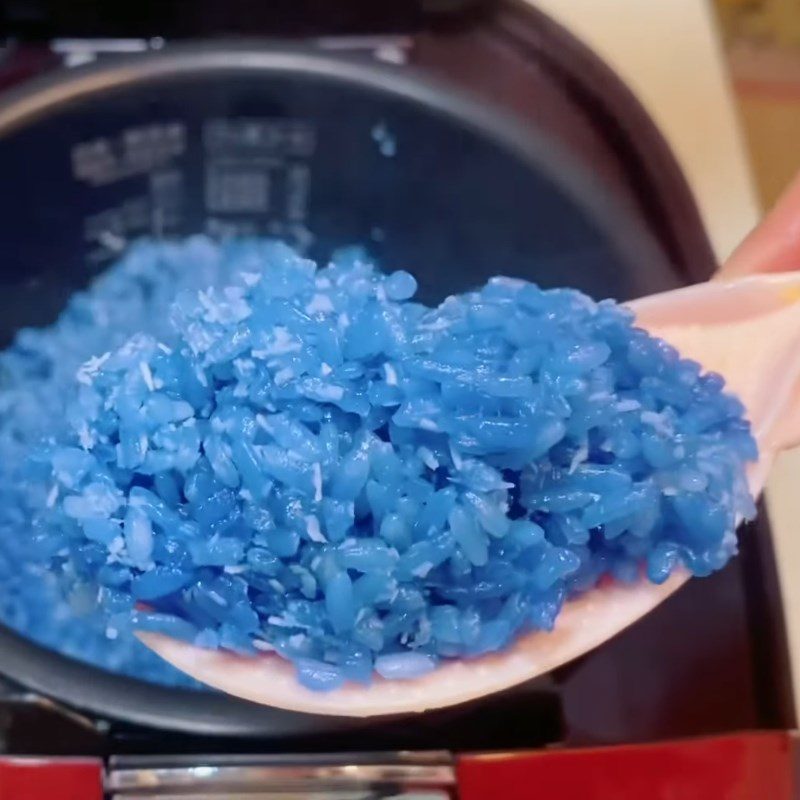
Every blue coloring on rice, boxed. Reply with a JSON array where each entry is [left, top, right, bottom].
[[0, 238, 260, 687], [1, 237, 757, 690]]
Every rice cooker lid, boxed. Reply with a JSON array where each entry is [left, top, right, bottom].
[[0, 0, 485, 38]]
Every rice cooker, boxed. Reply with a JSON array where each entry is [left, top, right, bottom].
[[0, 1, 792, 797]]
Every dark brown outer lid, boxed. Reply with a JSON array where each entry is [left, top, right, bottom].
[[414, 0, 718, 285]]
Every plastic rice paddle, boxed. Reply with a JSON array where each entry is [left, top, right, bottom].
[[140, 271, 800, 716]]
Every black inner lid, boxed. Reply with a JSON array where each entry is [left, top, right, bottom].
[[0, 0, 490, 39]]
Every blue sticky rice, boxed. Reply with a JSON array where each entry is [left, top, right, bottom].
[[0, 237, 758, 691]]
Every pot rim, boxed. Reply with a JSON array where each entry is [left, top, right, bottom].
[[0, 40, 671, 734]]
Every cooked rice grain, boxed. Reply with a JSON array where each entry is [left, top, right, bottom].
[[0, 238, 757, 690]]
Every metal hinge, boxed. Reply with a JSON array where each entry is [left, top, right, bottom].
[[106, 752, 457, 799], [49, 35, 412, 69], [50, 37, 165, 67]]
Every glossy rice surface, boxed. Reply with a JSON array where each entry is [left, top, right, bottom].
[[0, 238, 757, 690]]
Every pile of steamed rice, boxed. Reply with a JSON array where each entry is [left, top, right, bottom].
[[0, 238, 757, 691]]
